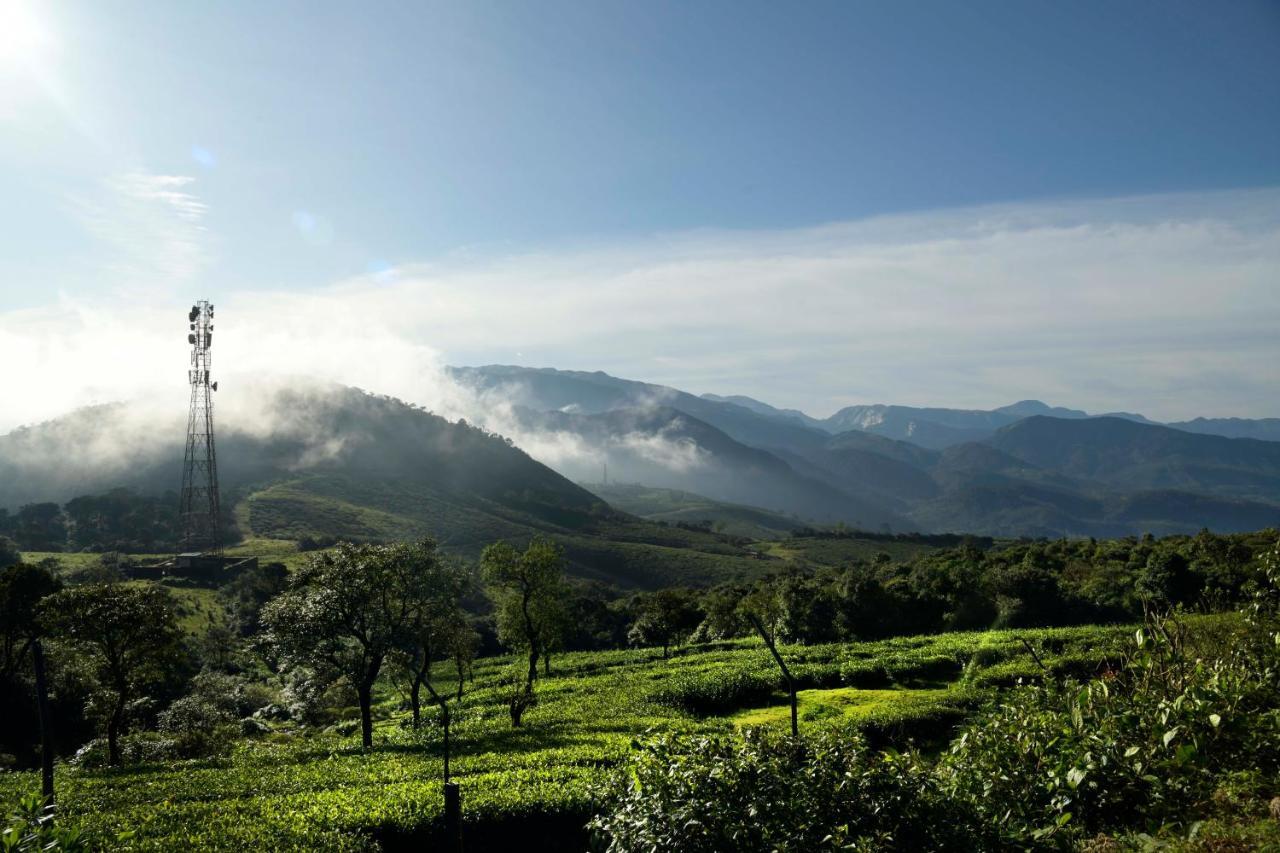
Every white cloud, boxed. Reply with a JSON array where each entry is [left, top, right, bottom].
[[2, 187, 1279, 436], [69, 171, 210, 292]]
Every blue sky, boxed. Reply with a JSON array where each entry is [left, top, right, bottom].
[[1, 0, 1278, 429]]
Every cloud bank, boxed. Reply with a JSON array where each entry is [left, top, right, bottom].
[[2, 187, 1278, 439]]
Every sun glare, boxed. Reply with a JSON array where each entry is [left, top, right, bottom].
[[0, 0, 53, 72]]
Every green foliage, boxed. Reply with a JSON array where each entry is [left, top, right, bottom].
[[0, 620, 1134, 851], [0, 490, 183, 554], [0, 538, 19, 571], [939, 614, 1280, 844], [626, 588, 701, 656], [155, 672, 249, 759], [649, 660, 778, 715], [221, 561, 289, 636], [595, 557, 1280, 852], [262, 540, 447, 748], [481, 537, 570, 724], [589, 728, 991, 852], [42, 582, 187, 766], [0, 563, 60, 676], [1, 793, 89, 852]]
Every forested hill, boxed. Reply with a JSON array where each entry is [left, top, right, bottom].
[[0, 385, 599, 520], [0, 385, 787, 588]]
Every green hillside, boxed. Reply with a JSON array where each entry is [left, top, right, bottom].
[[0, 387, 790, 588], [240, 473, 773, 588], [585, 482, 806, 538]]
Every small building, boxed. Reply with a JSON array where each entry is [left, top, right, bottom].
[[121, 553, 258, 584]]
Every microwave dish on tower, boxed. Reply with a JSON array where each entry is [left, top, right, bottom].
[[178, 300, 222, 552]]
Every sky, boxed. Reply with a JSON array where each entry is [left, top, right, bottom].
[[1, 0, 1279, 433]]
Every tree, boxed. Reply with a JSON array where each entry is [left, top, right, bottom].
[[627, 588, 701, 658], [0, 563, 62, 799], [393, 552, 471, 731], [222, 561, 289, 636], [14, 504, 66, 552], [0, 536, 20, 570], [451, 619, 480, 701], [480, 537, 567, 727], [534, 591, 571, 676], [1, 564, 60, 679], [261, 540, 437, 749], [1137, 549, 1198, 608], [738, 579, 798, 737], [986, 549, 1067, 628], [43, 583, 185, 766], [695, 584, 748, 640]]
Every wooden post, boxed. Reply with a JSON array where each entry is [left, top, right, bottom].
[[444, 781, 462, 853]]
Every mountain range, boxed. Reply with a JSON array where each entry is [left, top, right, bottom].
[[451, 366, 1280, 537], [2, 368, 1278, 555]]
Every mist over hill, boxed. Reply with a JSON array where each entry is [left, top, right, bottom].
[[3, 367, 1278, 545]]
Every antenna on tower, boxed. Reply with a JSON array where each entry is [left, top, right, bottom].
[[179, 300, 222, 552]]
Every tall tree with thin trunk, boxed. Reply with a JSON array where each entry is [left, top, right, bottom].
[[480, 537, 567, 727], [740, 579, 799, 737], [404, 609, 472, 783], [262, 540, 438, 749], [395, 557, 472, 733]]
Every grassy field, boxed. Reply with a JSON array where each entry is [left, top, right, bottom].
[[585, 483, 806, 538], [760, 535, 944, 566], [0, 620, 1147, 851]]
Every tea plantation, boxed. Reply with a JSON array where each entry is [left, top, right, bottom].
[[0, 622, 1140, 851]]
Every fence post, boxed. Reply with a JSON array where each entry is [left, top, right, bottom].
[[444, 781, 462, 852]]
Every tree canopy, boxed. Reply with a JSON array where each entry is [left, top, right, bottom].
[[42, 582, 185, 765], [262, 539, 445, 748]]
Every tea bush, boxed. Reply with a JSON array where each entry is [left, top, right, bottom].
[[939, 552, 1280, 846], [0, 620, 1163, 850], [588, 727, 993, 852], [591, 602, 1278, 851]]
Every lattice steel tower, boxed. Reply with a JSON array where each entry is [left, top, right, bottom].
[[179, 300, 222, 552]]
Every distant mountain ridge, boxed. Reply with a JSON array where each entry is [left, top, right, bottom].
[[698, 391, 1262, 447], [454, 365, 1280, 537]]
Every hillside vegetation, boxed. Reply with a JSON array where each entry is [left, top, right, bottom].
[[0, 621, 1143, 850], [3, 528, 1278, 851]]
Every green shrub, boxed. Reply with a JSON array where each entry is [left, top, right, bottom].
[[647, 664, 777, 715], [939, 615, 1280, 845], [157, 694, 239, 759], [69, 733, 182, 769], [1, 793, 90, 851], [589, 727, 992, 852]]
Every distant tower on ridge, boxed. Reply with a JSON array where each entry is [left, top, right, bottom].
[[179, 300, 222, 552]]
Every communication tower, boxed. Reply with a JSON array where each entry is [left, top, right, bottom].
[[179, 300, 222, 552]]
